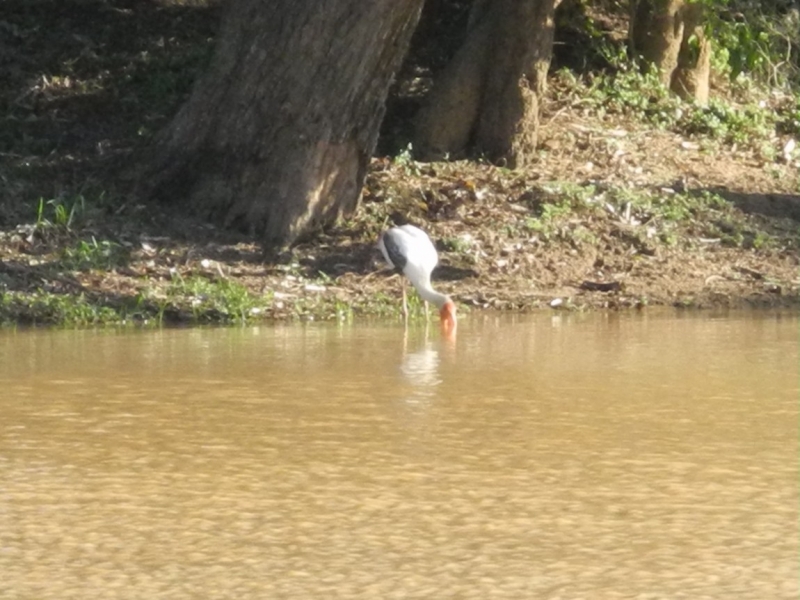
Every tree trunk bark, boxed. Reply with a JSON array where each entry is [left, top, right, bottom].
[[672, 2, 711, 105], [630, 0, 710, 104], [144, 0, 424, 251], [630, 0, 685, 88], [411, 6, 492, 161], [413, 0, 557, 168], [473, 0, 557, 167]]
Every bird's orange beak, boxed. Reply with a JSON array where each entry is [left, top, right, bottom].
[[439, 300, 457, 338]]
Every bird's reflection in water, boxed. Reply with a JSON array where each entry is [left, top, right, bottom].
[[398, 324, 444, 406]]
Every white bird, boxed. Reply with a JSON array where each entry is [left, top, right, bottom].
[[378, 224, 457, 334]]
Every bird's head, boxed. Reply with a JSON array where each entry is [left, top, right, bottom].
[[439, 298, 457, 336]]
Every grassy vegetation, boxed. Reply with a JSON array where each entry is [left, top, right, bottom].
[[162, 275, 267, 324], [60, 238, 129, 271], [0, 291, 120, 327], [554, 65, 798, 159], [531, 184, 795, 252]]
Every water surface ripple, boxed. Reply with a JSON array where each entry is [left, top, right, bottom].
[[0, 311, 797, 599]]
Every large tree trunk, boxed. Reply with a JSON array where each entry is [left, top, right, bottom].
[[630, 0, 710, 104], [145, 0, 424, 251], [413, 0, 558, 168]]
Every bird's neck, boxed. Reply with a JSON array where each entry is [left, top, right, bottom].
[[415, 283, 449, 308]]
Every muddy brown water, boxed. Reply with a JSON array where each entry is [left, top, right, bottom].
[[0, 310, 797, 599]]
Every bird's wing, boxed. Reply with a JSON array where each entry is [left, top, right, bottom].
[[397, 224, 439, 271], [379, 229, 407, 271]]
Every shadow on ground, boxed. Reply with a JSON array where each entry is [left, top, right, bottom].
[[0, 0, 221, 233], [712, 189, 800, 222]]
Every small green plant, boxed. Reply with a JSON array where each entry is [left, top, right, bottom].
[[708, 4, 797, 88], [571, 225, 599, 246], [524, 215, 560, 240], [538, 182, 598, 209], [332, 298, 353, 322], [439, 236, 472, 254], [166, 274, 265, 324], [61, 237, 128, 271], [393, 143, 421, 175], [750, 230, 773, 249], [583, 67, 681, 128], [677, 98, 775, 144], [659, 229, 680, 246], [35, 195, 86, 232]]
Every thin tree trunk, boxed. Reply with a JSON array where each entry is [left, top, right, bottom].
[[473, 0, 557, 167], [630, 0, 710, 104], [145, 0, 424, 251], [672, 2, 711, 104], [413, 0, 557, 167], [411, 11, 493, 160], [630, 0, 685, 88]]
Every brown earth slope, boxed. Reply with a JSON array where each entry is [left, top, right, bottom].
[[0, 0, 798, 325]]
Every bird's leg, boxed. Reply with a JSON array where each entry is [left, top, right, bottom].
[[423, 300, 430, 321], [401, 279, 409, 323]]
